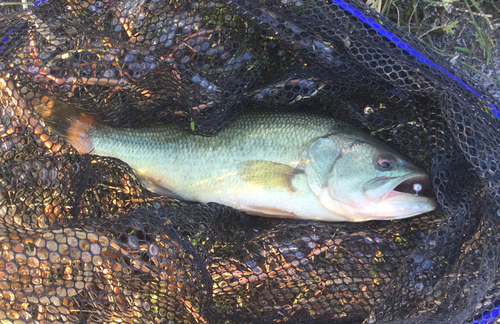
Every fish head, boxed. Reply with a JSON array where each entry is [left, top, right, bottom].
[[305, 133, 437, 221]]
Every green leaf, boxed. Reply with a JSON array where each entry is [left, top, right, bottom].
[[429, 26, 442, 32], [444, 21, 459, 34], [454, 46, 473, 54]]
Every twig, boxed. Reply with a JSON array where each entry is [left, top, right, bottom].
[[381, 0, 394, 16], [22, 0, 31, 10], [408, 0, 420, 34], [393, 1, 400, 26], [417, 23, 439, 39], [492, 0, 500, 14], [452, 8, 492, 19], [453, 8, 494, 30], [0, 2, 32, 5]]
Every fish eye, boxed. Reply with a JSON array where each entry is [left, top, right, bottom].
[[376, 155, 395, 170]]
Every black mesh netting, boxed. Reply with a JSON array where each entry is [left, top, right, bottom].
[[0, 0, 499, 323]]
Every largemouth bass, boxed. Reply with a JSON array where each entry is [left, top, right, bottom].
[[45, 106, 437, 222]]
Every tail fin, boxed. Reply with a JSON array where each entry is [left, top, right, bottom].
[[36, 99, 95, 154]]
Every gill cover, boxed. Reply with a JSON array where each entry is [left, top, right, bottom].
[[302, 136, 340, 197], [301, 135, 356, 219]]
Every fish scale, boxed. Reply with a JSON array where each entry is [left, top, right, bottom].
[[90, 111, 335, 192]]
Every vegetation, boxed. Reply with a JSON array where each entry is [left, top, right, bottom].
[[363, 0, 500, 88]]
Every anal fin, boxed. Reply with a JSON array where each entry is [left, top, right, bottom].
[[136, 173, 184, 199], [241, 205, 299, 218]]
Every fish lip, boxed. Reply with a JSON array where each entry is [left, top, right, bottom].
[[359, 173, 437, 220], [381, 173, 433, 200]]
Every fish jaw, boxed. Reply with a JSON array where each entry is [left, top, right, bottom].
[[359, 173, 437, 220], [314, 173, 437, 222], [316, 188, 436, 222], [353, 194, 437, 220]]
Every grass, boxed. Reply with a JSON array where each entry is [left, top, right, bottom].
[[0, 2, 31, 5], [0, 0, 31, 14], [362, 0, 500, 89]]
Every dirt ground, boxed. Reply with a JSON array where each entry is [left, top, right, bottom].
[[362, 0, 500, 103]]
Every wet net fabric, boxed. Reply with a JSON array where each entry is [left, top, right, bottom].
[[0, 0, 499, 323]]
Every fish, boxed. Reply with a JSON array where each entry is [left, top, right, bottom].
[[43, 103, 437, 222]]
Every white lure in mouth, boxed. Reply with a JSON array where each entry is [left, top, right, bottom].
[[355, 174, 437, 220], [385, 175, 433, 200]]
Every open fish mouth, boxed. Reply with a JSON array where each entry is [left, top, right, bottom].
[[382, 174, 433, 202], [385, 175, 433, 199], [364, 173, 434, 202], [359, 173, 437, 220]]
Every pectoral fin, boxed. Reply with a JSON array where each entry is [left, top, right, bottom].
[[237, 160, 304, 192]]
